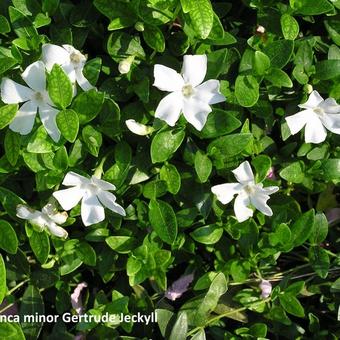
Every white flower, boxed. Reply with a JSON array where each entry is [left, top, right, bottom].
[[211, 161, 279, 222], [16, 203, 68, 238], [0, 61, 61, 142], [125, 119, 154, 135], [42, 43, 94, 91], [118, 60, 131, 74], [285, 90, 340, 144], [153, 55, 225, 131], [53, 172, 126, 226], [259, 279, 272, 299]]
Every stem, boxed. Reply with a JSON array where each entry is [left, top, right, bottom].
[[7, 279, 29, 296]]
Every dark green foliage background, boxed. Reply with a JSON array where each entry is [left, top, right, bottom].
[[0, 0, 339, 338]]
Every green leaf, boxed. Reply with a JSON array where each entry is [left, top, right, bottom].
[[292, 0, 333, 15], [29, 231, 50, 264], [279, 161, 305, 183], [184, 0, 214, 39], [151, 129, 185, 163], [279, 294, 304, 317], [194, 151, 212, 183], [19, 285, 44, 339], [4, 129, 20, 166], [169, 312, 188, 340], [0, 57, 17, 75], [56, 109, 79, 142], [27, 126, 54, 153], [309, 213, 328, 244], [321, 159, 340, 181], [194, 272, 228, 326], [0, 323, 25, 340], [0, 15, 11, 34], [47, 64, 73, 109], [82, 125, 102, 157], [143, 180, 168, 199], [197, 109, 241, 139], [143, 25, 165, 52], [190, 225, 223, 244], [106, 236, 138, 254], [0, 220, 18, 254], [0, 254, 6, 304], [290, 209, 315, 247], [208, 133, 253, 159], [72, 89, 104, 124], [315, 60, 340, 80], [309, 246, 330, 278], [75, 241, 97, 266], [53, 146, 68, 171], [264, 40, 294, 69], [0, 104, 18, 129], [252, 155, 271, 182], [254, 51, 271, 75], [265, 68, 293, 88], [280, 14, 299, 40], [160, 163, 181, 195], [235, 75, 259, 107], [149, 199, 178, 245]]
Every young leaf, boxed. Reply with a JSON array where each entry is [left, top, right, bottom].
[[0, 104, 18, 129], [56, 109, 79, 142]]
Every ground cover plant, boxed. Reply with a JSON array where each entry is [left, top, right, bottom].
[[0, 0, 339, 338]]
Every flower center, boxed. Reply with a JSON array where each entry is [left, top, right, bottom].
[[34, 91, 44, 102], [70, 52, 82, 64], [182, 84, 194, 97], [244, 184, 256, 195], [313, 107, 325, 117]]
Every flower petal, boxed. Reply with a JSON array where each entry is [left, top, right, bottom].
[[9, 101, 37, 135], [75, 68, 94, 91], [182, 98, 212, 131], [155, 92, 182, 126], [62, 62, 76, 83], [182, 55, 207, 87], [1, 78, 33, 104], [211, 183, 242, 205], [153, 64, 184, 92], [62, 171, 89, 186], [16, 205, 40, 220], [262, 186, 279, 195], [47, 222, 68, 238], [81, 192, 105, 226], [125, 119, 153, 135], [319, 98, 340, 114], [195, 79, 225, 104], [304, 115, 327, 143], [234, 193, 253, 222], [250, 189, 273, 216], [53, 187, 85, 211], [232, 161, 254, 184], [298, 90, 323, 109], [22, 61, 46, 92], [42, 44, 70, 70], [97, 190, 126, 216], [285, 110, 310, 135], [39, 104, 61, 142], [91, 177, 116, 191]]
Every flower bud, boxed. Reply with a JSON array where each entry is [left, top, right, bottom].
[[134, 21, 144, 32], [118, 59, 132, 74], [125, 119, 154, 136], [259, 279, 272, 299]]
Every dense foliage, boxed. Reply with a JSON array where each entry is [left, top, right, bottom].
[[0, 0, 339, 338]]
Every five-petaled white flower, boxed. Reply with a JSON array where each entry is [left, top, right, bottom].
[[53, 172, 126, 226], [16, 203, 68, 238], [211, 161, 279, 222], [1, 61, 61, 142], [285, 90, 340, 144], [153, 55, 225, 131], [42, 43, 94, 91]]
